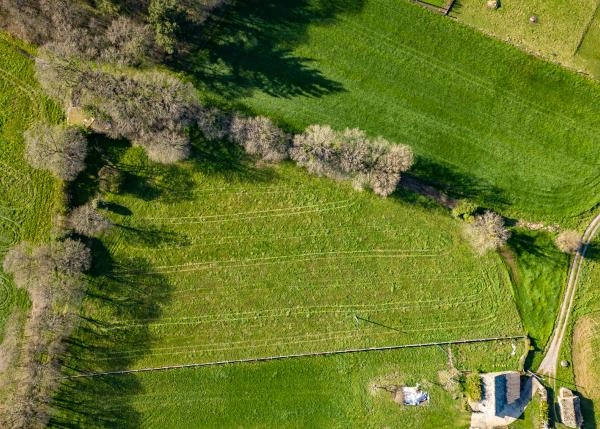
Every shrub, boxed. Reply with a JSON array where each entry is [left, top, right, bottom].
[[229, 115, 289, 162], [24, 122, 87, 181], [555, 230, 581, 254], [101, 17, 153, 66], [464, 373, 482, 402], [98, 165, 123, 193], [197, 107, 231, 141], [464, 211, 510, 255], [452, 199, 478, 220], [291, 125, 413, 196], [68, 202, 112, 237]]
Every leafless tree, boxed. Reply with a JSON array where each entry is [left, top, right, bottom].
[[229, 115, 289, 162], [464, 211, 510, 255], [555, 230, 582, 254], [24, 122, 87, 181], [291, 124, 413, 196]]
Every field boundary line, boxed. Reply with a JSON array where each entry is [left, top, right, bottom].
[[66, 335, 526, 378], [574, 0, 600, 55]]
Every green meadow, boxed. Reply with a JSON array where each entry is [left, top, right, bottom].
[[194, 0, 600, 224]]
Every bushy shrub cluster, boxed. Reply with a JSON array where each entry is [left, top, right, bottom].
[[555, 230, 581, 254], [464, 210, 510, 255], [229, 115, 289, 162], [291, 125, 413, 196], [36, 59, 200, 163]]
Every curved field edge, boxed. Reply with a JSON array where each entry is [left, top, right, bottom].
[[195, 0, 600, 224]]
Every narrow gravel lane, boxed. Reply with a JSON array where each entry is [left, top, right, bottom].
[[537, 213, 600, 376]]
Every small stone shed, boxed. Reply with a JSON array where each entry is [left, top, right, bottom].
[[558, 387, 583, 428]]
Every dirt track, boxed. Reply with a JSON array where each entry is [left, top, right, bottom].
[[537, 213, 600, 377]]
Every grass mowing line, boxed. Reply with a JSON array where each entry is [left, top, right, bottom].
[[67, 335, 527, 378], [98, 315, 502, 359], [106, 292, 486, 329], [165, 274, 477, 296], [139, 200, 357, 225], [113, 251, 447, 276], [340, 7, 599, 141], [574, 0, 600, 55], [138, 198, 354, 220], [123, 227, 419, 251]]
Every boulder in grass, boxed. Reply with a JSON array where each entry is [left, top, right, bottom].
[[487, 0, 499, 9]]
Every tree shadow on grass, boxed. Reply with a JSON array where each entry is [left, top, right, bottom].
[[407, 156, 510, 210], [171, 0, 365, 101], [49, 238, 173, 428], [584, 241, 600, 261]]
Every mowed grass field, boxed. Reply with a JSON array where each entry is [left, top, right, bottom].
[[453, 0, 600, 77], [196, 0, 600, 224], [53, 339, 525, 428], [0, 35, 62, 338], [60, 145, 523, 375]]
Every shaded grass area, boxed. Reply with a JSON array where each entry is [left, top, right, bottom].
[[502, 229, 568, 369], [0, 34, 63, 338], [190, 0, 600, 224], [55, 342, 523, 429]]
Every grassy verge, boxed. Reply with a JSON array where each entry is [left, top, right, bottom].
[[502, 229, 569, 368], [192, 0, 600, 224]]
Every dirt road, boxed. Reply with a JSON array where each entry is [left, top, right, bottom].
[[537, 213, 600, 377]]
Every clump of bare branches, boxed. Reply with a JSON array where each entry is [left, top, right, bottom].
[[0, 239, 91, 428], [67, 201, 112, 237], [24, 122, 87, 181], [229, 115, 289, 162], [36, 56, 199, 164], [555, 230, 582, 254], [464, 211, 510, 255], [291, 125, 413, 196]]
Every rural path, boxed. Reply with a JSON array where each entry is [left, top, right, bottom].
[[537, 213, 600, 377]]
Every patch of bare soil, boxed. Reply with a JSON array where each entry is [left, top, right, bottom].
[[573, 316, 599, 398]]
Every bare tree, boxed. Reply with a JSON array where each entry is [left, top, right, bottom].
[[555, 230, 582, 254], [68, 202, 112, 237], [291, 124, 413, 196], [197, 107, 231, 141], [24, 122, 87, 181], [464, 211, 510, 255], [101, 17, 153, 66], [229, 115, 289, 162]]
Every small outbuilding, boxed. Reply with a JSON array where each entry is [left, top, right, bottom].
[[558, 387, 583, 428]]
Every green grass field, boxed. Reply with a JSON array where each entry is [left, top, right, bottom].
[[52, 339, 525, 428], [60, 144, 523, 374], [453, 0, 600, 79], [0, 34, 63, 338], [193, 0, 600, 224]]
